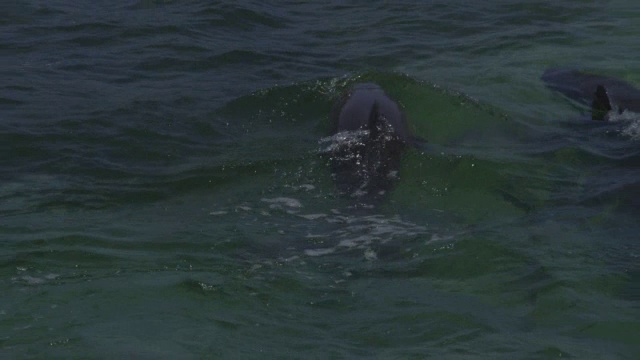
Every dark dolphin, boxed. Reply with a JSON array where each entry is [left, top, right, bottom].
[[330, 83, 412, 140], [326, 83, 415, 200], [542, 68, 640, 120]]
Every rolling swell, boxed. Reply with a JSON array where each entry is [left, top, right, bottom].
[[2, 1, 639, 358]]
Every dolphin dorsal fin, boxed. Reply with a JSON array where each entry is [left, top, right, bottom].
[[368, 101, 381, 139], [592, 85, 612, 121]]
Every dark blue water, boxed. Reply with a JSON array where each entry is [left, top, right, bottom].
[[2, 1, 639, 358]]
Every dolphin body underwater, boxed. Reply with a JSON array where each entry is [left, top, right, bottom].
[[326, 83, 417, 200], [542, 68, 640, 121]]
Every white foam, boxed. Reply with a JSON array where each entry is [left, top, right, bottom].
[[13, 273, 59, 285], [318, 130, 368, 154], [261, 197, 302, 209], [298, 213, 327, 220], [607, 109, 640, 123], [621, 119, 640, 140], [304, 248, 336, 256], [364, 248, 378, 261], [300, 211, 447, 258], [606, 110, 640, 140]]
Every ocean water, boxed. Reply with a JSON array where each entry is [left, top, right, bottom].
[[1, 1, 639, 358]]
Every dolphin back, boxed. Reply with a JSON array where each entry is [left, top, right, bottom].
[[331, 83, 411, 140], [542, 68, 640, 120], [326, 83, 412, 201]]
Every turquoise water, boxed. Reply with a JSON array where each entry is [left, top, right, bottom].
[[2, 1, 639, 358]]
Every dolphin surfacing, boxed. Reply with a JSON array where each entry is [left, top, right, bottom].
[[326, 83, 413, 200], [541, 68, 640, 120]]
